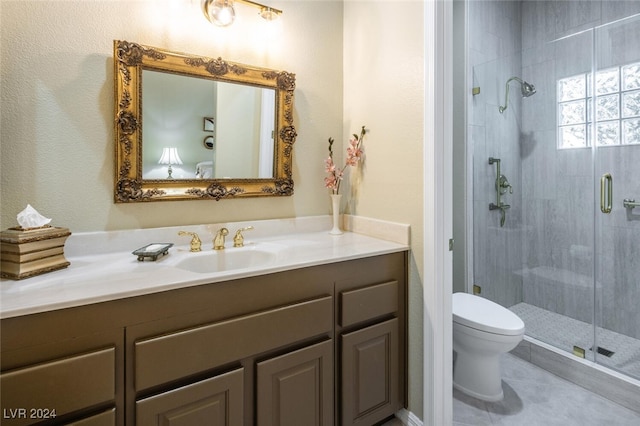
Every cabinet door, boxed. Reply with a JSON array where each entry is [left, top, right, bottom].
[[341, 318, 399, 426], [136, 368, 243, 426], [256, 340, 333, 426]]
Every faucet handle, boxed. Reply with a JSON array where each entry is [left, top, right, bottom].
[[178, 231, 202, 252], [233, 226, 254, 247], [506, 182, 513, 194], [213, 228, 229, 250], [497, 174, 513, 194]]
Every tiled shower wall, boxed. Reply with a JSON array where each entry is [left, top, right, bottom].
[[469, 0, 525, 308], [470, 1, 640, 340], [520, 0, 640, 340]]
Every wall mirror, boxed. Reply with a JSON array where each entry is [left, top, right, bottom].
[[114, 40, 296, 202]]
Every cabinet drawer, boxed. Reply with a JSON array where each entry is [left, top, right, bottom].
[[136, 368, 244, 426], [65, 408, 116, 426], [0, 347, 115, 425], [340, 281, 398, 327], [135, 296, 332, 391]]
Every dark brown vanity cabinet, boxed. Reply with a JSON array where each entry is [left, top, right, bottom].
[[1, 252, 407, 426], [127, 293, 334, 426], [337, 271, 406, 425]]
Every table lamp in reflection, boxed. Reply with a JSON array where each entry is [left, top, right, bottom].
[[158, 147, 183, 179]]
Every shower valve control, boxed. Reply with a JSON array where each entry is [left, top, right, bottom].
[[497, 174, 513, 195], [488, 157, 512, 227]]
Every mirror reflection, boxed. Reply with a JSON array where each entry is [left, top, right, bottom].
[[113, 40, 297, 203], [142, 70, 276, 180]]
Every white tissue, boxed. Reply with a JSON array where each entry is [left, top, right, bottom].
[[17, 204, 52, 228]]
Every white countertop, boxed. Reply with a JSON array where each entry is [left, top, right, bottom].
[[1, 216, 410, 319]]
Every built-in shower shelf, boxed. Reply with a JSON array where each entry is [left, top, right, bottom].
[[519, 266, 600, 289]]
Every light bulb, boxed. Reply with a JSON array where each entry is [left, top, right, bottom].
[[203, 0, 236, 27], [259, 7, 279, 21]]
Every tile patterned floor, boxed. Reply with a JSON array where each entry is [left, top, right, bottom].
[[453, 353, 640, 425], [510, 302, 640, 379]]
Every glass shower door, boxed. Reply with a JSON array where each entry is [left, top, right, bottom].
[[467, 0, 640, 384], [517, 27, 598, 363], [593, 13, 640, 380]]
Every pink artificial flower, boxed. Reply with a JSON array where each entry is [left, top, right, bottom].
[[323, 126, 366, 194], [324, 175, 337, 190], [325, 156, 336, 173], [346, 138, 363, 166]]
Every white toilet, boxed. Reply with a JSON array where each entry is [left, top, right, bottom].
[[452, 292, 525, 401]]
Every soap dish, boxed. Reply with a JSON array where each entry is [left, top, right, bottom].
[[132, 243, 173, 261]]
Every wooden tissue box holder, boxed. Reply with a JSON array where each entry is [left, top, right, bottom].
[[1, 226, 71, 280]]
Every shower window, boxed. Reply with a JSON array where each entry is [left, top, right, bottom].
[[557, 61, 640, 149]]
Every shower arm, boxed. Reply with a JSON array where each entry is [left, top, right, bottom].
[[498, 77, 525, 114]]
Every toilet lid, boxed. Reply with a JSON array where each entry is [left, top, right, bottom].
[[452, 292, 524, 336]]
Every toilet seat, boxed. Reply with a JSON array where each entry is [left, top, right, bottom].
[[452, 292, 524, 336]]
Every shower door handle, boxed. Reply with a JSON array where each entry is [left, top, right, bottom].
[[600, 173, 612, 214]]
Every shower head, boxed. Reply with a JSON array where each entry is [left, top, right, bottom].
[[499, 77, 536, 113], [520, 80, 536, 97]]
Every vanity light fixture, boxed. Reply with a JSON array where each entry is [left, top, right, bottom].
[[202, 0, 282, 27], [158, 147, 183, 179]]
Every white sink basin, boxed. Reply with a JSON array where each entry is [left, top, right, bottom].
[[172, 246, 279, 274]]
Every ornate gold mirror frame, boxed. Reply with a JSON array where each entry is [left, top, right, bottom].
[[114, 40, 296, 202]]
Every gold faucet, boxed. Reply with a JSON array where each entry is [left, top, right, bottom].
[[213, 228, 229, 250], [178, 231, 202, 252], [233, 226, 254, 247]]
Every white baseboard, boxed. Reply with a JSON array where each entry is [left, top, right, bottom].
[[395, 409, 423, 426]]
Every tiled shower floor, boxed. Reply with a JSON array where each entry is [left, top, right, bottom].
[[510, 302, 640, 379]]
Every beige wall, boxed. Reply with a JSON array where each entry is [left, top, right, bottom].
[[1, 0, 426, 420], [0, 0, 343, 231], [343, 0, 424, 418]]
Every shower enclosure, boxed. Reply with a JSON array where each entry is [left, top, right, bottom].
[[461, 0, 640, 384]]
